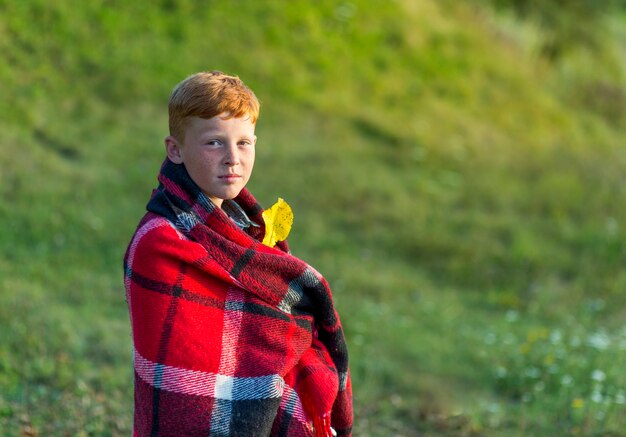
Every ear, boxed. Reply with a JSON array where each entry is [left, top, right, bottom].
[[165, 136, 184, 164]]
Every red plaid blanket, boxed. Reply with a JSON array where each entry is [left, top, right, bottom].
[[124, 159, 352, 436]]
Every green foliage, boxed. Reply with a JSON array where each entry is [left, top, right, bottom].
[[474, 304, 626, 434], [465, 0, 626, 59], [1, 0, 625, 435]]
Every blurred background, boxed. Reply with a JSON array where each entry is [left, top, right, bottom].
[[1, 1, 625, 435]]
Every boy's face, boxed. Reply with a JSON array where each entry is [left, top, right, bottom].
[[165, 114, 256, 209]]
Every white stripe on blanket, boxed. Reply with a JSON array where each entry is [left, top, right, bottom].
[[279, 383, 309, 426], [210, 286, 247, 434], [134, 349, 285, 400]]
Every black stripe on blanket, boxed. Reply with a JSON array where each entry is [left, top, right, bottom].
[[230, 248, 255, 278], [129, 269, 225, 310], [152, 265, 186, 436]]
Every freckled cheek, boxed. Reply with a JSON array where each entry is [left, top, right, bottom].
[[244, 164, 255, 182], [246, 152, 256, 177], [192, 162, 220, 182]]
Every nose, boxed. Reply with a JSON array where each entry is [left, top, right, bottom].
[[223, 143, 240, 166]]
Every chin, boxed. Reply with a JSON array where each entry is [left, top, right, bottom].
[[224, 189, 244, 200]]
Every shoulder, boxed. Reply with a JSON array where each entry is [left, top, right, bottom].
[[127, 213, 182, 252], [125, 213, 206, 269]]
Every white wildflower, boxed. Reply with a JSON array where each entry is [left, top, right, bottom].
[[587, 332, 611, 351], [561, 375, 573, 386], [505, 310, 519, 322], [591, 369, 606, 382]]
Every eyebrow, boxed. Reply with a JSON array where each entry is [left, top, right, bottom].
[[200, 133, 255, 142]]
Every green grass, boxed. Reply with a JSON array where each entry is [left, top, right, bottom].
[[1, 0, 625, 435]]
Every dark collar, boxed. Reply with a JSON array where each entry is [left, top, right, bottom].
[[222, 199, 260, 230]]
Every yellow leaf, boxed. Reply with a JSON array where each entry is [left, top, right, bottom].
[[262, 198, 294, 247]]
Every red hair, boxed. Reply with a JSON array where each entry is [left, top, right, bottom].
[[168, 71, 260, 140]]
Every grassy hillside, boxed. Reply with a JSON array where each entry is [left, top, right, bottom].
[[1, 1, 625, 435]]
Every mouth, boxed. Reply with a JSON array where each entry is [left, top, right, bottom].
[[219, 174, 241, 181]]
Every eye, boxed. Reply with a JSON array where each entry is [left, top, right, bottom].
[[205, 140, 221, 147]]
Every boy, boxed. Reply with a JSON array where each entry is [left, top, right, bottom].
[[124, 71, 352, 436]]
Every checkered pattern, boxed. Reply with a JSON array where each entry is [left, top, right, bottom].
[[124, 159, 352, 436]]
